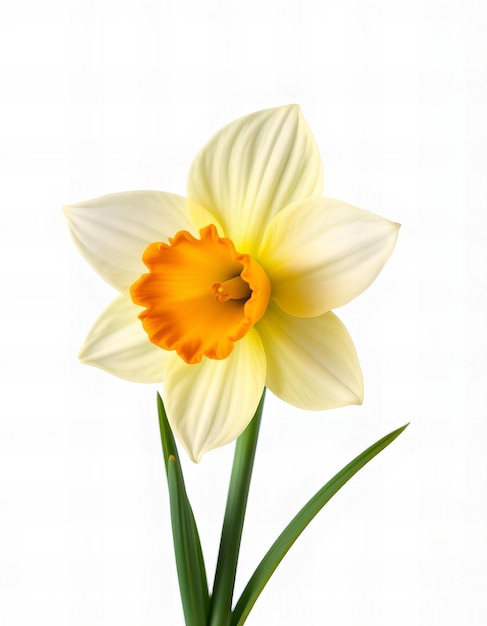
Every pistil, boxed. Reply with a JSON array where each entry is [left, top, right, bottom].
[[212, 276, 251, 302]]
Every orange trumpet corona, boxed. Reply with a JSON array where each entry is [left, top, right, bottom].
[[130, 225, 271, 364]]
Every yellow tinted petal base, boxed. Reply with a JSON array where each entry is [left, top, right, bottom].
[[130, 225, 271, 364]]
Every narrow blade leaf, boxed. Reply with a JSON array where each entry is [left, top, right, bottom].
[[157, 392, 179, 471], [157, 393, 209, 625], [231, 423, 409, 626]]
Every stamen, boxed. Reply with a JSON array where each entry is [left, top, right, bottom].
[[212, 275, 252, 302]]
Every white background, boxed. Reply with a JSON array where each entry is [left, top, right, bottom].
[[1, 0, 486, 624]]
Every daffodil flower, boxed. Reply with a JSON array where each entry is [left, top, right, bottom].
[[64, 105, 399, 462]]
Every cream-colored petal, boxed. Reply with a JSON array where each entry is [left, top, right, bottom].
[[187, 200, 224, 237], [256, 301, 363, 410], [163, 329, 266, 462], [187, 105, 323, 254], [64, 191, 196, 293], [79, 295, 169, 383], [260, 197, 400, 317]]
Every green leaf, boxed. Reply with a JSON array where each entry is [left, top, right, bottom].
[[157, 393, 209, 625], [231, 423, 409, 626]]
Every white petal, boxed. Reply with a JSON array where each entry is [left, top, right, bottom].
[[187, 105, 323, 254], [64, 191, 196, 293], [163, 329, 266, 462], [79, 295, 169, 383], [187, 200, 225, 237], [260, 197, 399, 317], [256, 301, 363, 410]]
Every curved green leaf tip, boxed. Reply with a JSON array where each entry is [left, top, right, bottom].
[[231, 422, 409, 625]]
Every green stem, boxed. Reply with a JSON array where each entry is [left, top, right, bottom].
[[208, 390, 266, 626]]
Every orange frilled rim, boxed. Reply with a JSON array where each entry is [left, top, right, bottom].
[[129, 224, 271, 364]]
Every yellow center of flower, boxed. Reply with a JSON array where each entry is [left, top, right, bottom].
[[129, 224, 271, 364]]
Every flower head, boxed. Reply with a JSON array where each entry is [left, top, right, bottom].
[[64, 105, 399, 462]]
